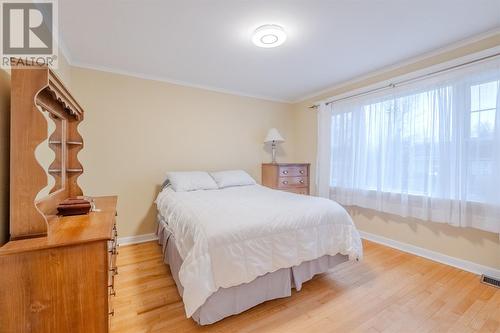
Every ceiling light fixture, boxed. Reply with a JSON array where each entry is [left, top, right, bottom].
[[252, 24, 286, 48]]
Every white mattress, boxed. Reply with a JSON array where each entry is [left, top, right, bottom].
[[155, 184, 362, 317]]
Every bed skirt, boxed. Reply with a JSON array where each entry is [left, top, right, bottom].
[[157, 220, 349, 325]]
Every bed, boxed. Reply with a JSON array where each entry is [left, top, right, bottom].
[[155, 176, 362, 325]]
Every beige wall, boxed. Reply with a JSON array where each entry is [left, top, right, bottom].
[[70, 67, 295, 238], [292, 33, 500, 270]]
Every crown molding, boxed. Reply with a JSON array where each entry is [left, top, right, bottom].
[[293, 27, 500, 104], [59, 27, 499, 105], [57, 23, 291, 104], [57, 37, 73, 65], [68, 60, 292, 104], [309, 45, 500, 108]]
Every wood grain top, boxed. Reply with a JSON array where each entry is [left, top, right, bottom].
[[0, 196, 117, 255]]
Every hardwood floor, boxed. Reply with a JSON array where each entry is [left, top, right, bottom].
[[111, 240, 500, 333]]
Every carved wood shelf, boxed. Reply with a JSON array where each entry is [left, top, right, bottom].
[[48, 168, 83, 173], [10, 63, 86, 240], [48, 140, 84, 145]]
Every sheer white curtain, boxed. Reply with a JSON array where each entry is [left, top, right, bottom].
[[317, 58, 500, 233]]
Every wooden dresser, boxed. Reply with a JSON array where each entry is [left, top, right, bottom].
[[262, 163, 310, 195], [0, 196, 118, 333], [0, 62, 118, 332]]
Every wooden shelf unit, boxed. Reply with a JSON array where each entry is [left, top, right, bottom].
[[10, 63, 85, 239], [1, 62, 118, 332]]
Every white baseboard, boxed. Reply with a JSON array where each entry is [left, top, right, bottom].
[[359, 231, 500, 279], [117, 231, 499, 279], [118, 233, 158, 246]]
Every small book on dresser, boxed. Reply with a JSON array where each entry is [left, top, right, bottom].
[[261, 163, 310, 195]]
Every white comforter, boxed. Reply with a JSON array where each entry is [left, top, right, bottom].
[[155, 185, 362, 317]]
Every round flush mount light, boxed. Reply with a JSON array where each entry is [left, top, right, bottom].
[[252, 24, 287, 48]]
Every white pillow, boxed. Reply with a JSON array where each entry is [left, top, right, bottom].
[[210, 170, 256, 188], [166, 171, 218, 192]]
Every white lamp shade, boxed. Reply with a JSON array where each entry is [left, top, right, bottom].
[[264, 128, 285, 143]]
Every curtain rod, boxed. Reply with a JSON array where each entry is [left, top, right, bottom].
[[309, 52, 500, 109]]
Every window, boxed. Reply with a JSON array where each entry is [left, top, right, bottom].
[[468, 81, 498, 203], [470, 81, 497, 139], [318, 60, 500, 233]]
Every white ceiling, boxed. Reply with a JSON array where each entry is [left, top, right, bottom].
[[59, 0, 500, 102]]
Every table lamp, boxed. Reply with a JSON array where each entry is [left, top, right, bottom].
[[264, 128, 285, 163]]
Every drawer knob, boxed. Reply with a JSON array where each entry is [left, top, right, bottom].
[[282, 181, 288, 184], [299, 170, 304, 174], [109, 310, 114, 317], [282, 170, 288, 174], [299, 180, 304, 184]]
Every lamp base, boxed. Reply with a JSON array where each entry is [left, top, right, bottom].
[[271, 143, 277, 163]]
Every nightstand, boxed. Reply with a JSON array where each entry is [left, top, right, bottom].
[[261, 163, 310, 195]]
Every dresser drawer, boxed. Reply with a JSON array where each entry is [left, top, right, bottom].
[[107, 248, 117, 309], [278, 165, 308, 177], [107, 220, 117, 324], [262, 163, 310, 196], [278, 176, 308, 188], [108, 225, 118, 275], [284, 188, 309, 195], [108, 290, 114, 317]]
